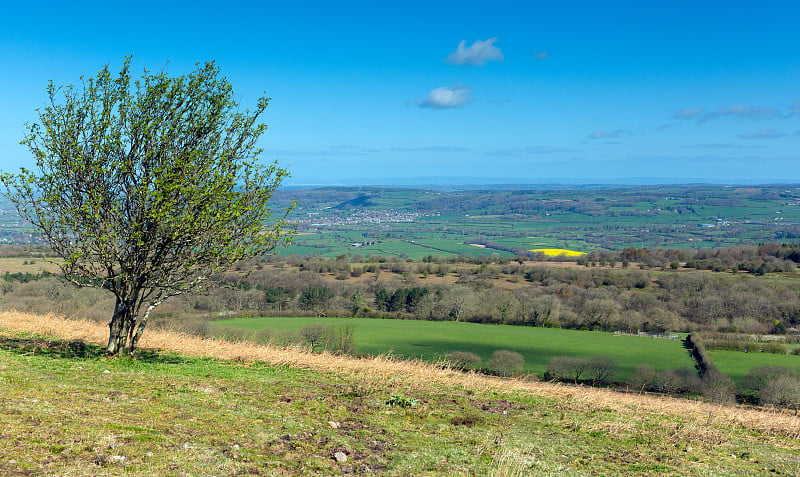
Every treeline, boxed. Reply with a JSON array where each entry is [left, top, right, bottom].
[[211, 257, 800, 335], [541, 353, 721, 401], [296, 241, 800, 275], [3, 244, 800, 338], [226, 250, 800, 335], [458, 241, 800, 274], [580, 243, 800, 274], [697, 331, 800, 355]]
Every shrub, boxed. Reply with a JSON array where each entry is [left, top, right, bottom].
[[213, 325, 251, 343], [685, 333, 716, 376], [271, 329, 303, 347], [585, 355, 619, 385], [704, 338, 746, 352], [446, 351, 483, 371], [741, 366, 791, 396], [546, 356, 587, 383], [700, 371, 737, 404], [652, 368, 701, 394], [741, 366, 800, 406], [488, 350, 525, 377], [299, 324, 332, 352], [627, 364, 655, 391], [653, 369, 682, 393], [253, 328, 274, 344], [674, 367, 702, 393], [760, 375, 800, 408], [761, 341, 788, 355], [329, 323, 357, 355], [745, 342, 760, 353]]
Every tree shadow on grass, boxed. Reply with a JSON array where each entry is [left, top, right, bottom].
[[0, 336, 188, 364]]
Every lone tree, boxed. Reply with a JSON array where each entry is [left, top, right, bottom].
[[2, 59, 293, 356]]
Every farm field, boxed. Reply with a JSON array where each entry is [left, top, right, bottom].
[[257, 185, 800, 258], [214, 317, 694, 378], [708, 350, 800, 384], [530, 248, 586, 257], [0, 257, 61, 275], [282, 229, 515, 259]]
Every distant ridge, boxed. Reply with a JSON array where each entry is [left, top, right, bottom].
[[283, 176, 800, 190], [280, 178, 800, 191]]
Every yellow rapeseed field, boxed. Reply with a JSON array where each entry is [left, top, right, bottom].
[[530, 248, 586, 257]]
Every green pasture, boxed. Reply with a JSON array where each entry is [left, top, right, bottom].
[[708, 350, 800, 385], [214, 317, 694, 378], [275, 185, 800, 257], [298, 224, 692, 255], [284, 233, 512, 259]]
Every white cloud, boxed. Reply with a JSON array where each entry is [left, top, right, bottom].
[[389, 146, 469, 152], [531, 50, 549, 60], [329, 145, 382, 153], [588, 130, 607, 139], [691, 143, 764, 149], [699, 104, 781, 123], [525, 146, 576, 154], [588, 129, 625, 139], [674, 104, 784, 123], [789, 100, 800, 115], [656, 122, 681, 131], [737, 129, 786, 139], [445, 38, 503, 66], [671, 108, 703, 120], [417, 85, 473, 109], [484, 146, 577, 156]]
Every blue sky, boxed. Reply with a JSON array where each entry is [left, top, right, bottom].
[[2, 1, 799, 185]]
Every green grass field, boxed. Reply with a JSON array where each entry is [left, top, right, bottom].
[[708, 350, 800, 384], [283, 230, 514, 259], [214, 317, 694, 378]]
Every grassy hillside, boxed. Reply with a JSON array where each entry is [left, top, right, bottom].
[[214, 317, 694, 378], [709, 350, 800, 384], [1, 312, 799, 476]]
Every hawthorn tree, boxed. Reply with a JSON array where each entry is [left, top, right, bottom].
[[2, 59, 293, 356]]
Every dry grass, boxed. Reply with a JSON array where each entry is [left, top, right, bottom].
[[0, 257, 62, 274], [2, 310, 799, 441]]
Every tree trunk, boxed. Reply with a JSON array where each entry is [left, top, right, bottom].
[[128, 304, 155, 357], [106, 297, 135, 356], [106, 313, 129, 356]]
